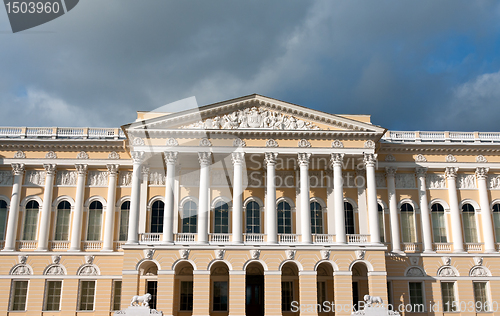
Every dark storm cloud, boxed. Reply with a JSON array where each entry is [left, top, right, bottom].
[[0, 0, 499, 131]]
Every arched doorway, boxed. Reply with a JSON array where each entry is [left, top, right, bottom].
[[138, 261, 159, 310], [351, 262, 369, 311], [281, 262, 299, 314], [316, 262, 334, 316], [246, 262, 264, 316], [210, 262, 229, 315], [174, 261, 194, 314]]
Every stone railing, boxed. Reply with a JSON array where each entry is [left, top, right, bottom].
[[402, 242, 420, 252], [465, 242, 483, 252], [278, 234, 299, 244], [17, 240, 37, 250], [49, 240, 70, 250], [433, 243, 452, 252], [0, 127, 125, 140], [383, 130, 500, 143], [313, 234, 335, 244], [244, 233, 265, 243], [175, 233, 197, 243], [209, 234, 230, 243], [347, 234, 370, 243], [114, 241, 126, 250], [139, 233, 162, 243], [82, 241, 102, 250]]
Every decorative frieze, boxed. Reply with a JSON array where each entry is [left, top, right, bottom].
[[395, 174, 415, 189], [332, 140, 343, 148], [166, 138, 178, 146], [56, 171, 77, 186], [149, 171, 166, 186], [119, 171, 133, 186], [233, 138, 246, 147], [298, 139, 311, 148], [25, 170, 46, 186], [364, 140, 376, 149], [45, 151, 57, 159], [266, 139, 279, 147], [476, 155, 487, 163], [0, 171, 13, 186], [108, 151, 120, 159], [375, 173, 386, 188], [426, 173, 446, 189], [181, 171, 200, 186], [415, 154, 427, 162], [457, 174, 476, 189], [88, 171, 108, 186], [77, 151, 89, 159], [445, 154, 457, 163], [199, 138, 212, 147], [13, 150, 26, 159], [385, 154, 396, 162], [489, 175, 500, 189]]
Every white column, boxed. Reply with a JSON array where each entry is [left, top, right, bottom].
[[445, 167, 464, 252], [331, 153, 346, 244], [3, 164, 25, 251], [265, 152, 278, 244], [198, 152, 211, 244], [386, 167, 401, 252], [416, 167, 433, 252], [102, 164, 119, 251], [231, 152, 244, 244], [69, 164, 87, 251], [36, 164, 56, 251], [127, 151, 145, 244], [163, 152, 178, 243], [476, 167, 496, 253], [364, 154, 381, 244], [298, 153, 312, 243]]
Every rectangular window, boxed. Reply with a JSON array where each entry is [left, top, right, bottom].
[[119, 211, 129, 241], [44, 280, 62, 311], [10, 280, 28, 311], [282, 281, 293, 311], [317, 281, 326, 305], [180, 281, 193, 311], [441, 282, 456, 312], [54, 209, 70, 240], [432, 212, 447, 243], [79, 280, 96, 311], [401, 211, 416, 243], [213, 281, 228, 311], [409, 282, 425, 312], [112, 280, 122, 311], [0, 202, 8, 240], [379, 211, 385, 242], [474, 282, 489, 312], [23, 208, 38, 240], [86, 210, 102, 241], [463, 213, 478, 243]]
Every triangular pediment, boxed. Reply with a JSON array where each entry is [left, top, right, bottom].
[[124, 94, 385, 134]]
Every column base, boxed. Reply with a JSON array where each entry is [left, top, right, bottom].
[[391, 250, 403, 254], [1, 248, 15, 251], [69, 248, 81, 252], [453, 250, 466, 253], [101, 249, 114, 252], [423, 250, 436, 254], [161, 241, 174, 245]]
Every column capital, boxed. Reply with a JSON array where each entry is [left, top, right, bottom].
[[43, 164, 56, 175], [75, 164, 88, 175], [106, 164, 119, 176], [231, 152, 245, 165], [264, 152, 278, 165], [476, 167, 489, 180], [11, 163, 25, 176], [330, 153, 344, 167], [198, 152, 212, 165], [298, 153, 311, 166], [131, 151, 145, 164], [363, 153, 377, 167], [416, 167, 428, 177], [445, 167, 458, 179], [385, 166, 397, 177], [164, 151, 178, 165]]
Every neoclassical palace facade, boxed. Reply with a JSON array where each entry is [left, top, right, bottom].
[[1, 94, 500, 316]]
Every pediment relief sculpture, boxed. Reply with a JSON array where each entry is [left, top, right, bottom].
[[181, 107, 321, 130]]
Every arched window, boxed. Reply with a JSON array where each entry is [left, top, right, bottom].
[[150, 200, 164, 233], [23, 200, 39, 240], [87, 201, 103, 241], [182, 201, 197, 233], [310, 202, 323, 234], [431, 203, 447, 243], [277, 200, 292, 234], [400, 203, 416, 243], [462, 203, 478, 243], [344, 202, 355, 235], [119, 201, 130, 241], [214, 201, 229, 234], [378, 204, 385, 242], [0, 200, 7, 241], [492, 204, 500, 242], [246, 201, 260, 234], [54, 201, 71, 241]]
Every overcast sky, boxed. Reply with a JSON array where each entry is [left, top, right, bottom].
[[1, 1, 500, 131]]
